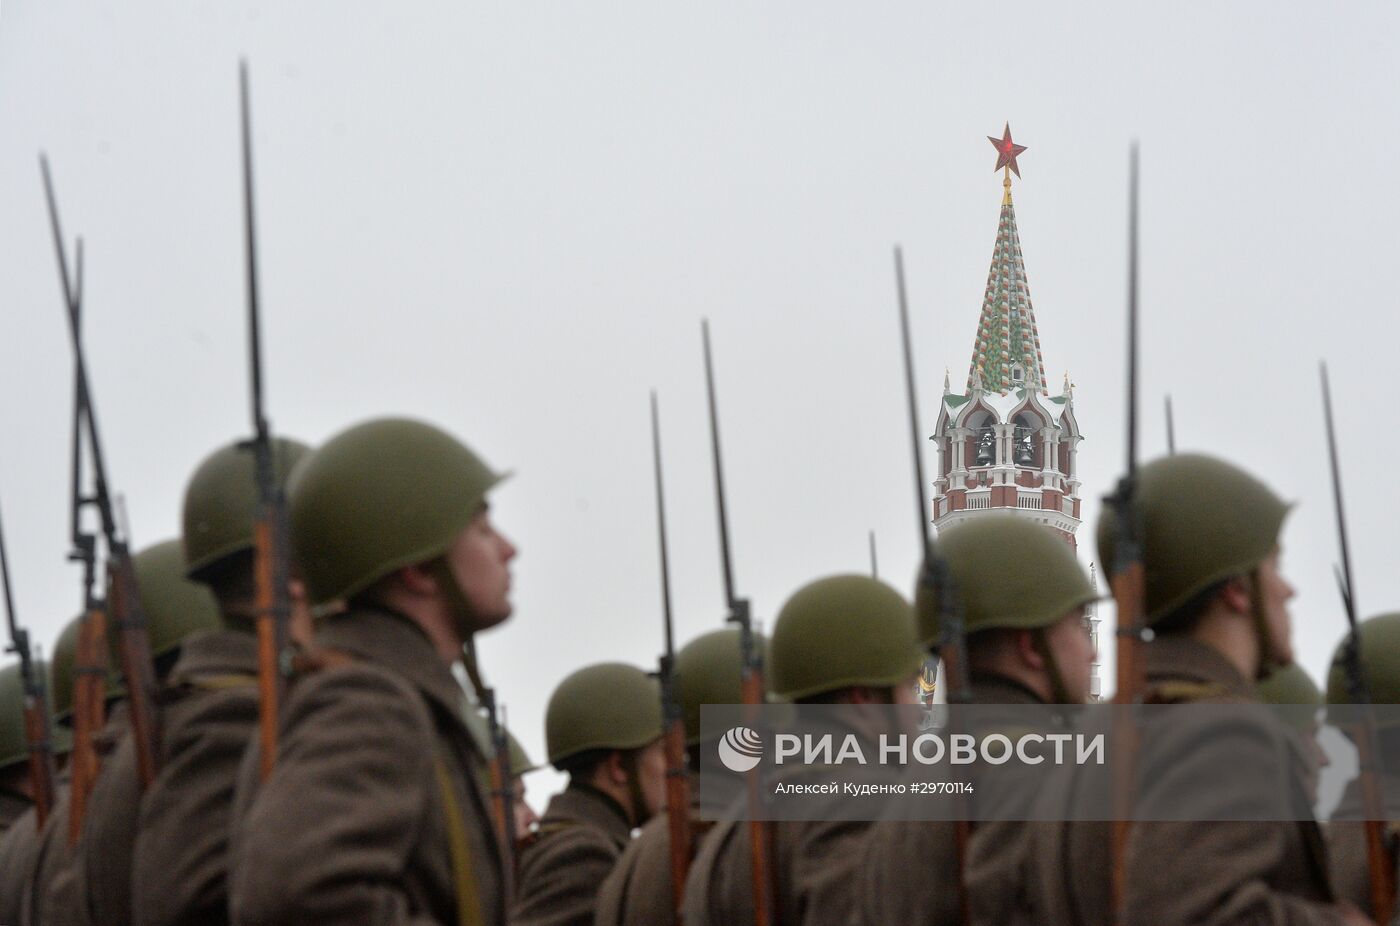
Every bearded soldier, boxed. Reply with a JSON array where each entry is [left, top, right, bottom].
[[229, 417, 515, 926], [857, 515, 1098, 925], [594, 627, 761, 926], [85, 438, 308, 926], [43, 541, 221, 926], [681, 574, 924, 926], [1027, 453, 1372, 926], [1324, 611, 1400, 915], [511, 662, 666, 926]]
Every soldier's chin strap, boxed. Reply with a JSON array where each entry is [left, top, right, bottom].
[[429, 559, 486, 644], [1030, 629, 1073, 704]]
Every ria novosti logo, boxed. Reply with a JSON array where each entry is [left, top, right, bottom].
[[717, 727, 764, 772]]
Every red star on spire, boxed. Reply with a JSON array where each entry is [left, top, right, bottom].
[[988, 123, 1027, 177]]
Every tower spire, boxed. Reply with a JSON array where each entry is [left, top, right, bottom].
[[968, 123, 1046, 395]]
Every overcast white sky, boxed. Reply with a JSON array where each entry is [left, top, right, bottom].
[[2, 3, 1398, 775]]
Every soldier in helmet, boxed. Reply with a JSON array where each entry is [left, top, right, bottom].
[[229, 417, 516, 926], [40, 540, 221, 926], [1323, 611, 1400, 914], [61, 438, 313, 926], [1027, 453, 1372, 926], [0, 662, 44, 832], [511, 662, 666, 926], [857, 514, 1098, 925], [0, 659, 72, 924], [594, 627, 764, 926], [682, 574, 924, 926], [506, 731, 541, 840]]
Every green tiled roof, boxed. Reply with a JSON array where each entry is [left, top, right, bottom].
[[967, 196, 1047, 395]]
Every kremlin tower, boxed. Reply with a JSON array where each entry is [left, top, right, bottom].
[[927, 125, 1102, 698]]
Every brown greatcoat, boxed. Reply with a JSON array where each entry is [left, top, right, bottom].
[[229, 606, 506, 926], [856, 673, 1055, 926], [0, 805, 39, 924], [1028, 636, 1351, 926], [129, 628, 262, 926], [510, 783, 634, 926], [21, 777, 80, 926], [594, 806, 715, 926]]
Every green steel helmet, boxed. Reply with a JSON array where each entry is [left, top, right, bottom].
[[769, 575, 924, 702], [288, 418, 507, 605], [1095, 453, 1290, 627], [182, 437, 313, 582], [916, 515, 1097, 647], [49, 615, 122, 724], [545, 662, 663, 768], [121, 540, 222, 660], [1326, 612, 1400, 707], [1258, 662, 1323, 708], [676, 627, 766, 746], [507, 731, 537, 779]]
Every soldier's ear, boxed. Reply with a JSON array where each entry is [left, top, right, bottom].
[[1217, 576, 1252, 617], [1015, 629, 1043, 671], [391, 562, 440, 598]]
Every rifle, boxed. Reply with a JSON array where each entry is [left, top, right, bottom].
[[41, 156, 163, 790], [868, 531, 878, 581], [893, 246, 971, 926], [650, 391, 693, 920], [66, 240, 109, 846], [0, 499, 57, 826], [463, 641, 517, 897], [701, 319, 777, 926], [1320, 362, 1395, 924], [238, 61, 295, 782], [1107, 145, 1148, 925]]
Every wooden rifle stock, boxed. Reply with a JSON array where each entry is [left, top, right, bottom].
[[106, 559, 161, 789], [1108, 555, 1146, 922], [662, 713, 692, 918], [68, 606, 108, 845]]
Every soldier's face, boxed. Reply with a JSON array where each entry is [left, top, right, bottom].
[[445, 507, 518, 630], [1043, 605, 1095, 704], [512, 778, 539, 834], [1256, 548, 1296, 664], [634, 738, 669, 820]]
